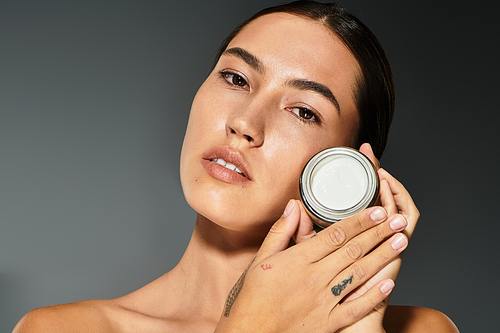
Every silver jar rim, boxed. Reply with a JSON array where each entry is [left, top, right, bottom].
[[300, 147, 379, 228]]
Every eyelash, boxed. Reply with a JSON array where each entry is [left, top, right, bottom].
[[286, 107, 320, 124], [219, 70, 249, 89], [218, 70, 320, 125]]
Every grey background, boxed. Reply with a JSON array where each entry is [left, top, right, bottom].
[[1, 0, 498, 331]]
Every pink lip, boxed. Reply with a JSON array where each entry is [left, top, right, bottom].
[[201, 146, 252, 184]]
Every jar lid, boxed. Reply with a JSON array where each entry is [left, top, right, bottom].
[[300, 147, 379, 228]]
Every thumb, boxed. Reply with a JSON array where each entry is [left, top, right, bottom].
[[293, 201, 316, 244], [255, 199, 300, 262]]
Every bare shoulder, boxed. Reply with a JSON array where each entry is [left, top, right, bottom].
[[12, 300, 117, 333], [12, 294, 185, 333], [384, 305, 459, 333], [12, 271, 190, 333]]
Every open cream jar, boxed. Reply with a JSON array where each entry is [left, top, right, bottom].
[[300, 147, 379, 229]]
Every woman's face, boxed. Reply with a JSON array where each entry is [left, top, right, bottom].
[[180, 13, 360, 234]]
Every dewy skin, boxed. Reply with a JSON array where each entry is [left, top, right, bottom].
[[300, 147, 379, 229]]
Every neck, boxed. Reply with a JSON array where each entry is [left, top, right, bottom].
[[170, 214, 268, 324]]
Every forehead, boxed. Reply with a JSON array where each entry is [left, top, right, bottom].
[[226, 12, 360, 113]]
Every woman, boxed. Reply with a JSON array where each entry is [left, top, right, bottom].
[[13, 1, 458, 332]]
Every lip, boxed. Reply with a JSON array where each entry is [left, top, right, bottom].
[[201, 146, 252, 184]]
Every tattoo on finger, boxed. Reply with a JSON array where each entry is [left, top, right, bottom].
[[331, 275, 353, 296]]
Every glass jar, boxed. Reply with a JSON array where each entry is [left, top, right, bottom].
[[300, 147, 379, 229]]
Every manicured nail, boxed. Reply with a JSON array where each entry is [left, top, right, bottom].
[[391, 234, 407, 251], [380, 279, 395, 295], [370, 207, 387, 223], [283, 200, 295, 217], [389, 215, 407, 231]]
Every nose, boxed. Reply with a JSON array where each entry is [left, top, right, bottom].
[[225, 106, 265, 147]]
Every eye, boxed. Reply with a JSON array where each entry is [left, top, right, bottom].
[[287, 107, 319, 123], [219, 71, 249, 89]]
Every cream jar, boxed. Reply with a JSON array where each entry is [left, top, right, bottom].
[[300, 147, 379, 229]]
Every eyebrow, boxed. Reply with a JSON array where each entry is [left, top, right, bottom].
[[287, 80, 340, 114], [222, 47, 340, 114], [222, 47, 264, 74]]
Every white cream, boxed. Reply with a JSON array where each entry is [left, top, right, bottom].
[[311, 155, 368, 210]]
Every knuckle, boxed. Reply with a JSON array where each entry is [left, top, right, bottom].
[[345, 304, 362, 321], [352, 264, 366, 280], [376, 246, 392, 262], [353, 214, 366, 231], [303, 273, 320, 291], [325, 226, 347, 247], [267, 220, 285, 236], [345, 241, 362, 261]]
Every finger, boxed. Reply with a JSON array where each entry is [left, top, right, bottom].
[[359, 143, 380, 170], [300, 206, 388, 262], [255, 200, 301, 262], [293, 201, 316, 244], [327, 233, 407, 303], [378, 168, 419, 236], [379, 179, 397, 216], [318, 214, 407, 282], [329, 279, 394, 329], [341, 251, 402, 303]]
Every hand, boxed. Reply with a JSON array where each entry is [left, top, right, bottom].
[[215, 198, 408, 332], [334, 143, 419, 332]]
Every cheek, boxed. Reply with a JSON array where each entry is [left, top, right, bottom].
[[180, 87, 212, 189], [260, 119, 360, 203], [261, 128, 321, 195], [182, 84, 226, 145]]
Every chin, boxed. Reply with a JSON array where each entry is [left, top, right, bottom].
[[180, 163, 298, 235], [184, 188, 281, 235]]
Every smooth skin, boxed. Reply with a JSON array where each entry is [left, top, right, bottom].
[[13, 13, 458, 333]]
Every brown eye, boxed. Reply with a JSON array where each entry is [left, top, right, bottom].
[[220, 71, 249, 89], [231, 74, 247, 87], [298, 108, 314, 120], [287, 107, 319, 123]]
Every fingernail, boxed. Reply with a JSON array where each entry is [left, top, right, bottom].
[[283, 200, 295, 217], [391, 234, 407, 251], [370, 207, 387, 223], [389, 215, 407, 231], [380, 279, 395, 295]]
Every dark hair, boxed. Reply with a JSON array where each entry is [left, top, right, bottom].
[[213, 1, 394, 159]]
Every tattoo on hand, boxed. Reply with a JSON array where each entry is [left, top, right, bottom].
[[331, 275, 353, 296], [223, 256, 256, 317], [260, 264, 272, 270]]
